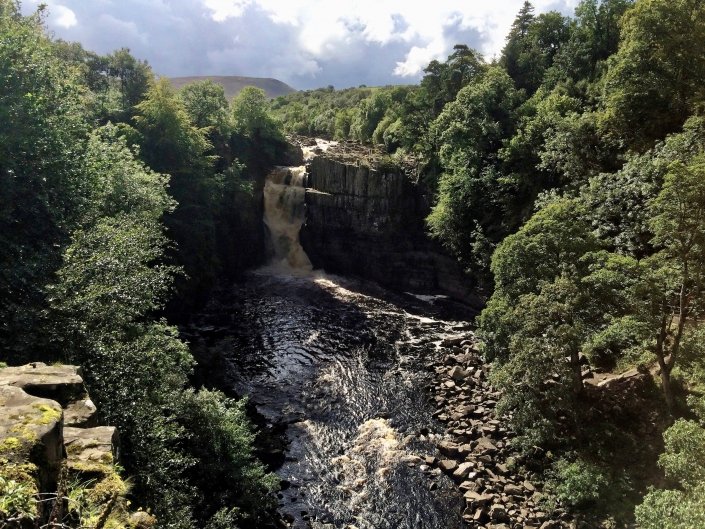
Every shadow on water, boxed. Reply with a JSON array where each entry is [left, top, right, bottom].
[[186, 268, 474, 529]]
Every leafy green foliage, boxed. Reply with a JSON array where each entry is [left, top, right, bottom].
[[134, 78, 212, 175], [501, 3, 571, 94], [601, 0, 705, 151], [0, 5, 277, 528], [481, 199, 604, 444], [550, 457, 610, 509], [426, 67, 522, 281], [179, 80, 231, 137], [0, 475, 36, 520], [636, 397, 705, 528], [546, 0, 633, 87], [232, 86, 282, 142], [0, 1, 87, 362]]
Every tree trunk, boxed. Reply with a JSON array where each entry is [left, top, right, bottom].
[[657, 354, 676, 412], [570, 348, 583, 396]]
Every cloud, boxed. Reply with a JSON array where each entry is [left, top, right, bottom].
[[204, 0, 252, 21], [22, 0, 581, 89], [53, 5, 77, 28]]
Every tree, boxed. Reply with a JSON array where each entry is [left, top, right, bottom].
[[349, 90, 391, 142], [0, 1, 88, 362], [420, 44, 486, 115], [501, 1, 539, 91], [427, 67, 522, 280], [578, 153, 705, 410], [601, 0, 705, 151], [642, 154, 705, 409], [179, 80, 231, 136], [133, 78, 212, 175], [231, 86, 281, 142], [501, 2, 572, 94], [106, 48, 153, 115], [636, 396, 705, 528], [480, 199, 605, 445]]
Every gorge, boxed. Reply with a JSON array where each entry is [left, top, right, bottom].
[[184, 142, 560, 528]]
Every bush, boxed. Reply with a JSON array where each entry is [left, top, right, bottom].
[[550, 457, 609, 509]]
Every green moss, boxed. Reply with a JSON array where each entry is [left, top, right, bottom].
[[32, 403, 62, 424], [66, 442, 84, 455], [69, 459, 114, 476], [65, 465, 132, 529], [0, 459, 39, 518], [0, 436, 22, 454], [90, 471, 128, 503], [9, 423, 39, 444]]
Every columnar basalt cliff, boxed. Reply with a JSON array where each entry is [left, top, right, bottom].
[[300, 149, 477, 303]]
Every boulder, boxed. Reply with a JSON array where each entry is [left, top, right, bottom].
[[449, 366, 470, 382], [64, 426, 119, 476], [504, 483, 523, 496], [0, 385, 63, 491], [438, 459, 458, 473], [464, 491, 494, 505], [453, 461, 475, 479], [475, 437, 498, 454], [437, 440, 461, 457], [129, 511, 157, 528], [490, 504, 509, 522]]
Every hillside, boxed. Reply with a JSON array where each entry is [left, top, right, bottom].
[[168, 75, 296, 100]]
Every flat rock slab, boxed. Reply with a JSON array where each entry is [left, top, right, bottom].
[[0, 385, 64, 489], [0, 363, 85, 406], [64, 426, 118, 475]]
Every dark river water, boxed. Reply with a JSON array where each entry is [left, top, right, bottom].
[[187, 267, 475, 529]]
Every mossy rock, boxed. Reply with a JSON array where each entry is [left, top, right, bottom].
[[0, 386, 63, 526], [64, 427, 119, 480], [0, 385, 63, 491]]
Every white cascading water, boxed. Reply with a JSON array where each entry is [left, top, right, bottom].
[[262, 139, 337, 271], [263, 165, 313, 270]]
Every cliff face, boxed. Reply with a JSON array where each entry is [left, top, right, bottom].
[[301, 155, 476, 303]]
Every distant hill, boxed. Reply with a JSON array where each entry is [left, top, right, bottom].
[[168, 76, 296, 100]]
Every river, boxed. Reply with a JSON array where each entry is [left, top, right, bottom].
[[186, 141, 476, 528]]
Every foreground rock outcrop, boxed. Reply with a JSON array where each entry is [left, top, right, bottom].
[[0, 363, 146, 529], [300, 145, 479, 304]]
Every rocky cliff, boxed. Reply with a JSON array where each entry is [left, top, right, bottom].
[[300, 152, 477, 303], [0, 363, 150, 529]]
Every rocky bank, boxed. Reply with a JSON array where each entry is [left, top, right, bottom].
[[424, 335, 572, 529]]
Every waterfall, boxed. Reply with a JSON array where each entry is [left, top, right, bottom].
[[262, 139, 337, 271], [263, 164, 312, 270]]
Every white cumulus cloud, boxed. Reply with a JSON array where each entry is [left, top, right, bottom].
[[53, 5, 77, 28], [204, 0, 253, 21], [23, 0, 583, 89]]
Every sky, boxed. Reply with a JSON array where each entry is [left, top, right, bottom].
[[23, 0, 581, 90]]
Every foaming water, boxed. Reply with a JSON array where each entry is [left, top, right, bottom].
[[263, 165, 312, 270], [262, 138, 338, 272], [189, 270, 473, 528]]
